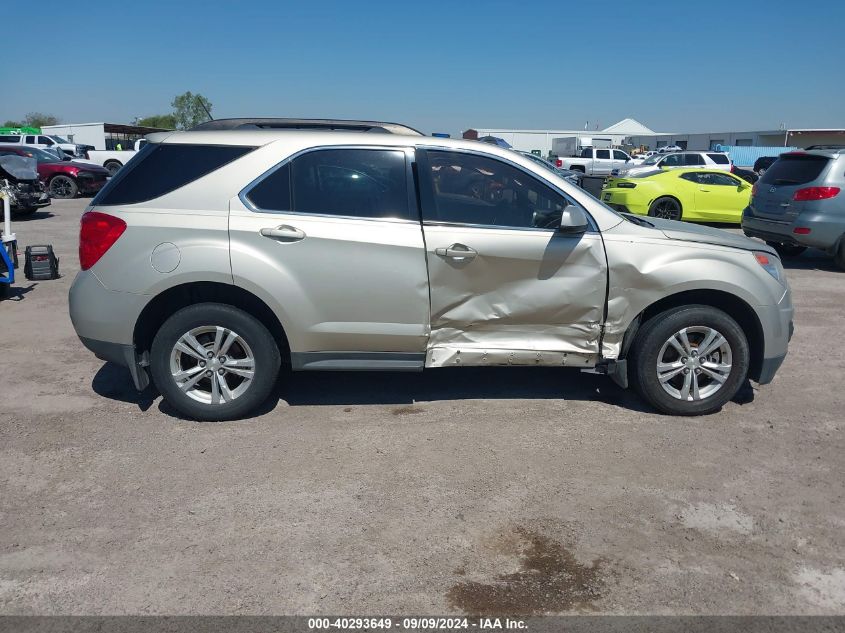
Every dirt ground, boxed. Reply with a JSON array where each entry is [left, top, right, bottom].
[[1, 197, 843, 615]]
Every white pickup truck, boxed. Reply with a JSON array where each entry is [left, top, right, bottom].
[[86, 139, 147, 175], [558, 147, 634, 176]]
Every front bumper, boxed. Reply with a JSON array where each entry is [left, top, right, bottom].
[[751, 287, 794, 385], [77, 177, 108, 194]]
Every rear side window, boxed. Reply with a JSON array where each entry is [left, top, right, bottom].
[[0, 135, 20, 143], [94, 143, 254, 205], [707, 153, 730, 165], [291, 149, 410, 220], [683, 154, 705, 166], [760, 154, 830, 186], [596, 150, 611, 159], [245, 163, 291, 211]]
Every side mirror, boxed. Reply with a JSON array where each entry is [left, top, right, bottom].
[[560, 204, 589, 234]]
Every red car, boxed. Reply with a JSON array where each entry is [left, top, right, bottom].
[[0, 145, 110, 199]]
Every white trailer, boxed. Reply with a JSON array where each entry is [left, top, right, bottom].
[[551, 136, 612, 158]]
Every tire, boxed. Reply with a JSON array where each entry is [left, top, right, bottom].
[[103, 160, 123, 176], [571, 166, 586, 173], [150, 303, 281, 421], [834, 239, 845, 271], [648, 196, 682, 221], [766, 241, 806, 258], [49, 175, 78, 199], [629, 305, 750, 416]]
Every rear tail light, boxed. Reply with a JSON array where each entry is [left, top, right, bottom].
[[793, 186, 840, 201], [555, 159, 563, 167], [79, 211, 126, 270], [793, 227, 812, 235]]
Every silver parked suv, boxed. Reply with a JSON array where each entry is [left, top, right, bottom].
[[742, 147, 845, 268], [69, 119, 794, 420]]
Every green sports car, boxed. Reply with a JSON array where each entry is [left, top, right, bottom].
[[602, 168, 752, 223]]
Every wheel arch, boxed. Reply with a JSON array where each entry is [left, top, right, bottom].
[[648, 194, 683, 213], [619, 289, 765, 382], [133, 281, 290, 363]]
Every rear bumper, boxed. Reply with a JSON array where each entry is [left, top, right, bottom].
[[742, 206, 845, 252]]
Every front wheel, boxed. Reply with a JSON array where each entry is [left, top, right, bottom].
[[648, 196, 682, 221], [630, 305, 750, 415], [49, 175, 78, 199], [150, 303, 281, 421]]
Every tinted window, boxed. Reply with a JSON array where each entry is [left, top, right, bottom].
[[760, 154, 830, 186], [613, 150, 628, 160], [245, 163, 291, 211], [707, 153, 730, 164], [0, 135, 20, 143], [421, 150, 572, 230], [38, 136, 54, 145], [596, 150, 611, 159], [94, 143, 254, 205], [25, 135, 36, 143], [288, 149, 409, 220], [662, 154, 683, 167], [683, 154, 705, 166], [680, 173, 703, 184], [580, 148, 592, 158], [700, 172, 742, 187]]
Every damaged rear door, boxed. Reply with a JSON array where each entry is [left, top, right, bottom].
[[416, 148, 608, 368]]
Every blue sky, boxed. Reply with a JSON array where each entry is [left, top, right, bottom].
[[3, 0, 843, 136]]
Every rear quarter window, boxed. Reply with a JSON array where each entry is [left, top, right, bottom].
[[93, 143, 254, 205], [760, 154, 830, 186], [0, 135, 20, 143], [707, 153, 730, 164]]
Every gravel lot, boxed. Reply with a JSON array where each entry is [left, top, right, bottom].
[[1, 197, 843, 615]]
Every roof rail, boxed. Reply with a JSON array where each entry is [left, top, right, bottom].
[[804, 144, 845, 150], [190, 118, 424, 136]]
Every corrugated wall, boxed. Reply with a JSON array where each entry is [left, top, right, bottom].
[[714, 145, 799, 167]]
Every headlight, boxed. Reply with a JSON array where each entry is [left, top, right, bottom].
[[754, 251, 786, 285]]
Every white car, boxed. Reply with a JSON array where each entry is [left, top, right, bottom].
[[85, 139, 147, 175], [613, 151, 732, 177]]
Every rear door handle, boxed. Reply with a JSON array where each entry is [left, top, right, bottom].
[[435, 243, 477, 260], [260, 225, 306, 242]]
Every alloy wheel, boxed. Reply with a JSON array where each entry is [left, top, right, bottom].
[[656, 326, 732, 401], [651, 198, 681, 220], [169, 325, 255, 405]]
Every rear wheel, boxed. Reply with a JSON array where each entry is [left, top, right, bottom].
[[766, 241, 806, 258], [49, 175, 78, 199], [630, 305, 750, 416], [648, 196, 682, 221], [150, 303, 281, 421], [103, 160, 123, 176], [834, 239, 845, 271]]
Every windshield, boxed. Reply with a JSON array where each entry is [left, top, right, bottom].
[[48, 135, 70, 144]]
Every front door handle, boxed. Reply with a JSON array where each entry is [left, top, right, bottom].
[[435, 243, 477, 260], [260, 225, 306, 242]]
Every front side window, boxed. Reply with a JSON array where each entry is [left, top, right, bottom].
[[420, 150, 573, 230], [38, 136, 54, 146], [680, 173, 703, 184], [701, 172, 742, 187], [613, 150, 628, 160], [596, 149, 611, 160], [662, 154, 683, 167]]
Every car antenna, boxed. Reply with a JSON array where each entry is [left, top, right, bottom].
[[198, 96, 214, 121]]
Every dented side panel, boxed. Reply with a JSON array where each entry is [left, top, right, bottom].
[[423, 224, 607, 367]]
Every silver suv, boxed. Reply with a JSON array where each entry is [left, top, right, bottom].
[[742, 147, 845, 268], [69, 119, 794, 421]]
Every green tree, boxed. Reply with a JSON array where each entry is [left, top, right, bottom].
[[2, 120, 22, 128], [171, 92, 212, 130], [23, 112, 59, 127], [137, 114, 177, 129]]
